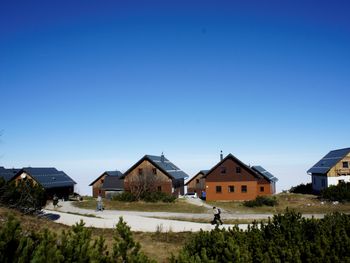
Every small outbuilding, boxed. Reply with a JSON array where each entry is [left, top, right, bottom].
[[89, 170, 123, 198]]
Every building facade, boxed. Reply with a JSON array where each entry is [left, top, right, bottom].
[[307, 148, 350, 192], [122, 154, 189, 196], [204, 154, 277, 201]]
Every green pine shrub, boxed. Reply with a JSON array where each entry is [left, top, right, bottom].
[[290, 183, 314, 194], [0, 214, 154, 262], [243, 195, 278, 207], [112, 192, 137, 202], [320, 182, 350, 202], [171, 209, 350, 262]]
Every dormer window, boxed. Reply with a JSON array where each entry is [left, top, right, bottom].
[[343, 162, 349, 168]]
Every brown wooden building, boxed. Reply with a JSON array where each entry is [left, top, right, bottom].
[[121, 154, 189, 196], [185, 170, 208, 196], [11, 167, 76, 200], [89, 170, 123, 198], [204, 154, 278, 201]]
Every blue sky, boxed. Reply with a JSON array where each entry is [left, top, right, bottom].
[[1, 1, 350, 194]]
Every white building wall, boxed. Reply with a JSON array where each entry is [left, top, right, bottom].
[[328, 175, 350, 186]]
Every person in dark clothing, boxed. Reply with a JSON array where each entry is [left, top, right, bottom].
[[212, 206, 223, 225]]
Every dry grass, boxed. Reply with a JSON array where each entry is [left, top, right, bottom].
[[0, 206, 188, 263], [208, 193, 350, 214], [74, 198, 208, 213]]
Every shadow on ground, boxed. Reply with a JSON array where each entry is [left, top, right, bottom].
[[39, 212, 61, 221]]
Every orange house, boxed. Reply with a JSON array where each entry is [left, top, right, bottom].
[[204, 154, 278, 201]]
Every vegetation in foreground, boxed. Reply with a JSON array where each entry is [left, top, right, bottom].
[[0, 214, 154, 263], [171, 210, 350, 263], [2, 208, 350, 262]]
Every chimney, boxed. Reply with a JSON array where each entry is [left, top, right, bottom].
[[220, 150, 223, 161], [161, 152, 165, 163]]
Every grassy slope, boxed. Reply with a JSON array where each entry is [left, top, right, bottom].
[[208, 193, 350, 214], [74, 198, 208, 213]]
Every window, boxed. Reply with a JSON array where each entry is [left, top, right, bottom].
[[241, 185, 247, 193], [216, 186, 222, 193], [196, 179, 200, 184], [228, 185, 235, 192], [138, 168, 143, 175], [152, 168, 157, 174], [260, 186, 264, 192], [157, 186, 162, 192], [101, 179, 104, 183], [343, 162, 349, 168], [220, 167, 226, 174], [236, 167, 241, 173]]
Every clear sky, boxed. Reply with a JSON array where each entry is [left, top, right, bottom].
[[1, 1, 350, 195]]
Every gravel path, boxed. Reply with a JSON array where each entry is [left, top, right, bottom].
[[43, 200, 325, 232]]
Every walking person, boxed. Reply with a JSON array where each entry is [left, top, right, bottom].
[[96, 194, 103, 211], [53, 194, 59, 208], [212, 206, 223, 226]]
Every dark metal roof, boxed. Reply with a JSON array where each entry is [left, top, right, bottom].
[[105, 171, 123, 177], [252, 166, 278, 182], [145, 155, 189, 180], [20, 167, 76, 189], [122, 154, 189, 180], [307, 147, 350, 174], [101, 176, 124, 191], [0, 167, 20, 181]]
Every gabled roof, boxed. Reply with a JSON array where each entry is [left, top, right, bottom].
[[101, 176, 124, 191], [0, 167, 20, 181], [16, 167, 76, 189], [121, 154, 189, 180], [252, 166, 278, 182], [203, 154, 277, 182], [307, 147, 350, 174], [185, 170, 209, 186], [89, 170, 123, 186]]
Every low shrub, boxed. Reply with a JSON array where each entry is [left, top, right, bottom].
[[112, 192, 137, 202], [244, 195, 278, 207], [290, 183, 314, 194], [140, 191, 176, 203], [320, 182, 350, 202]]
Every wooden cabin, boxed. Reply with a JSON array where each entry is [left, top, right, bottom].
[[12, 167, 76, 200], [121, 154, 189, 196]]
